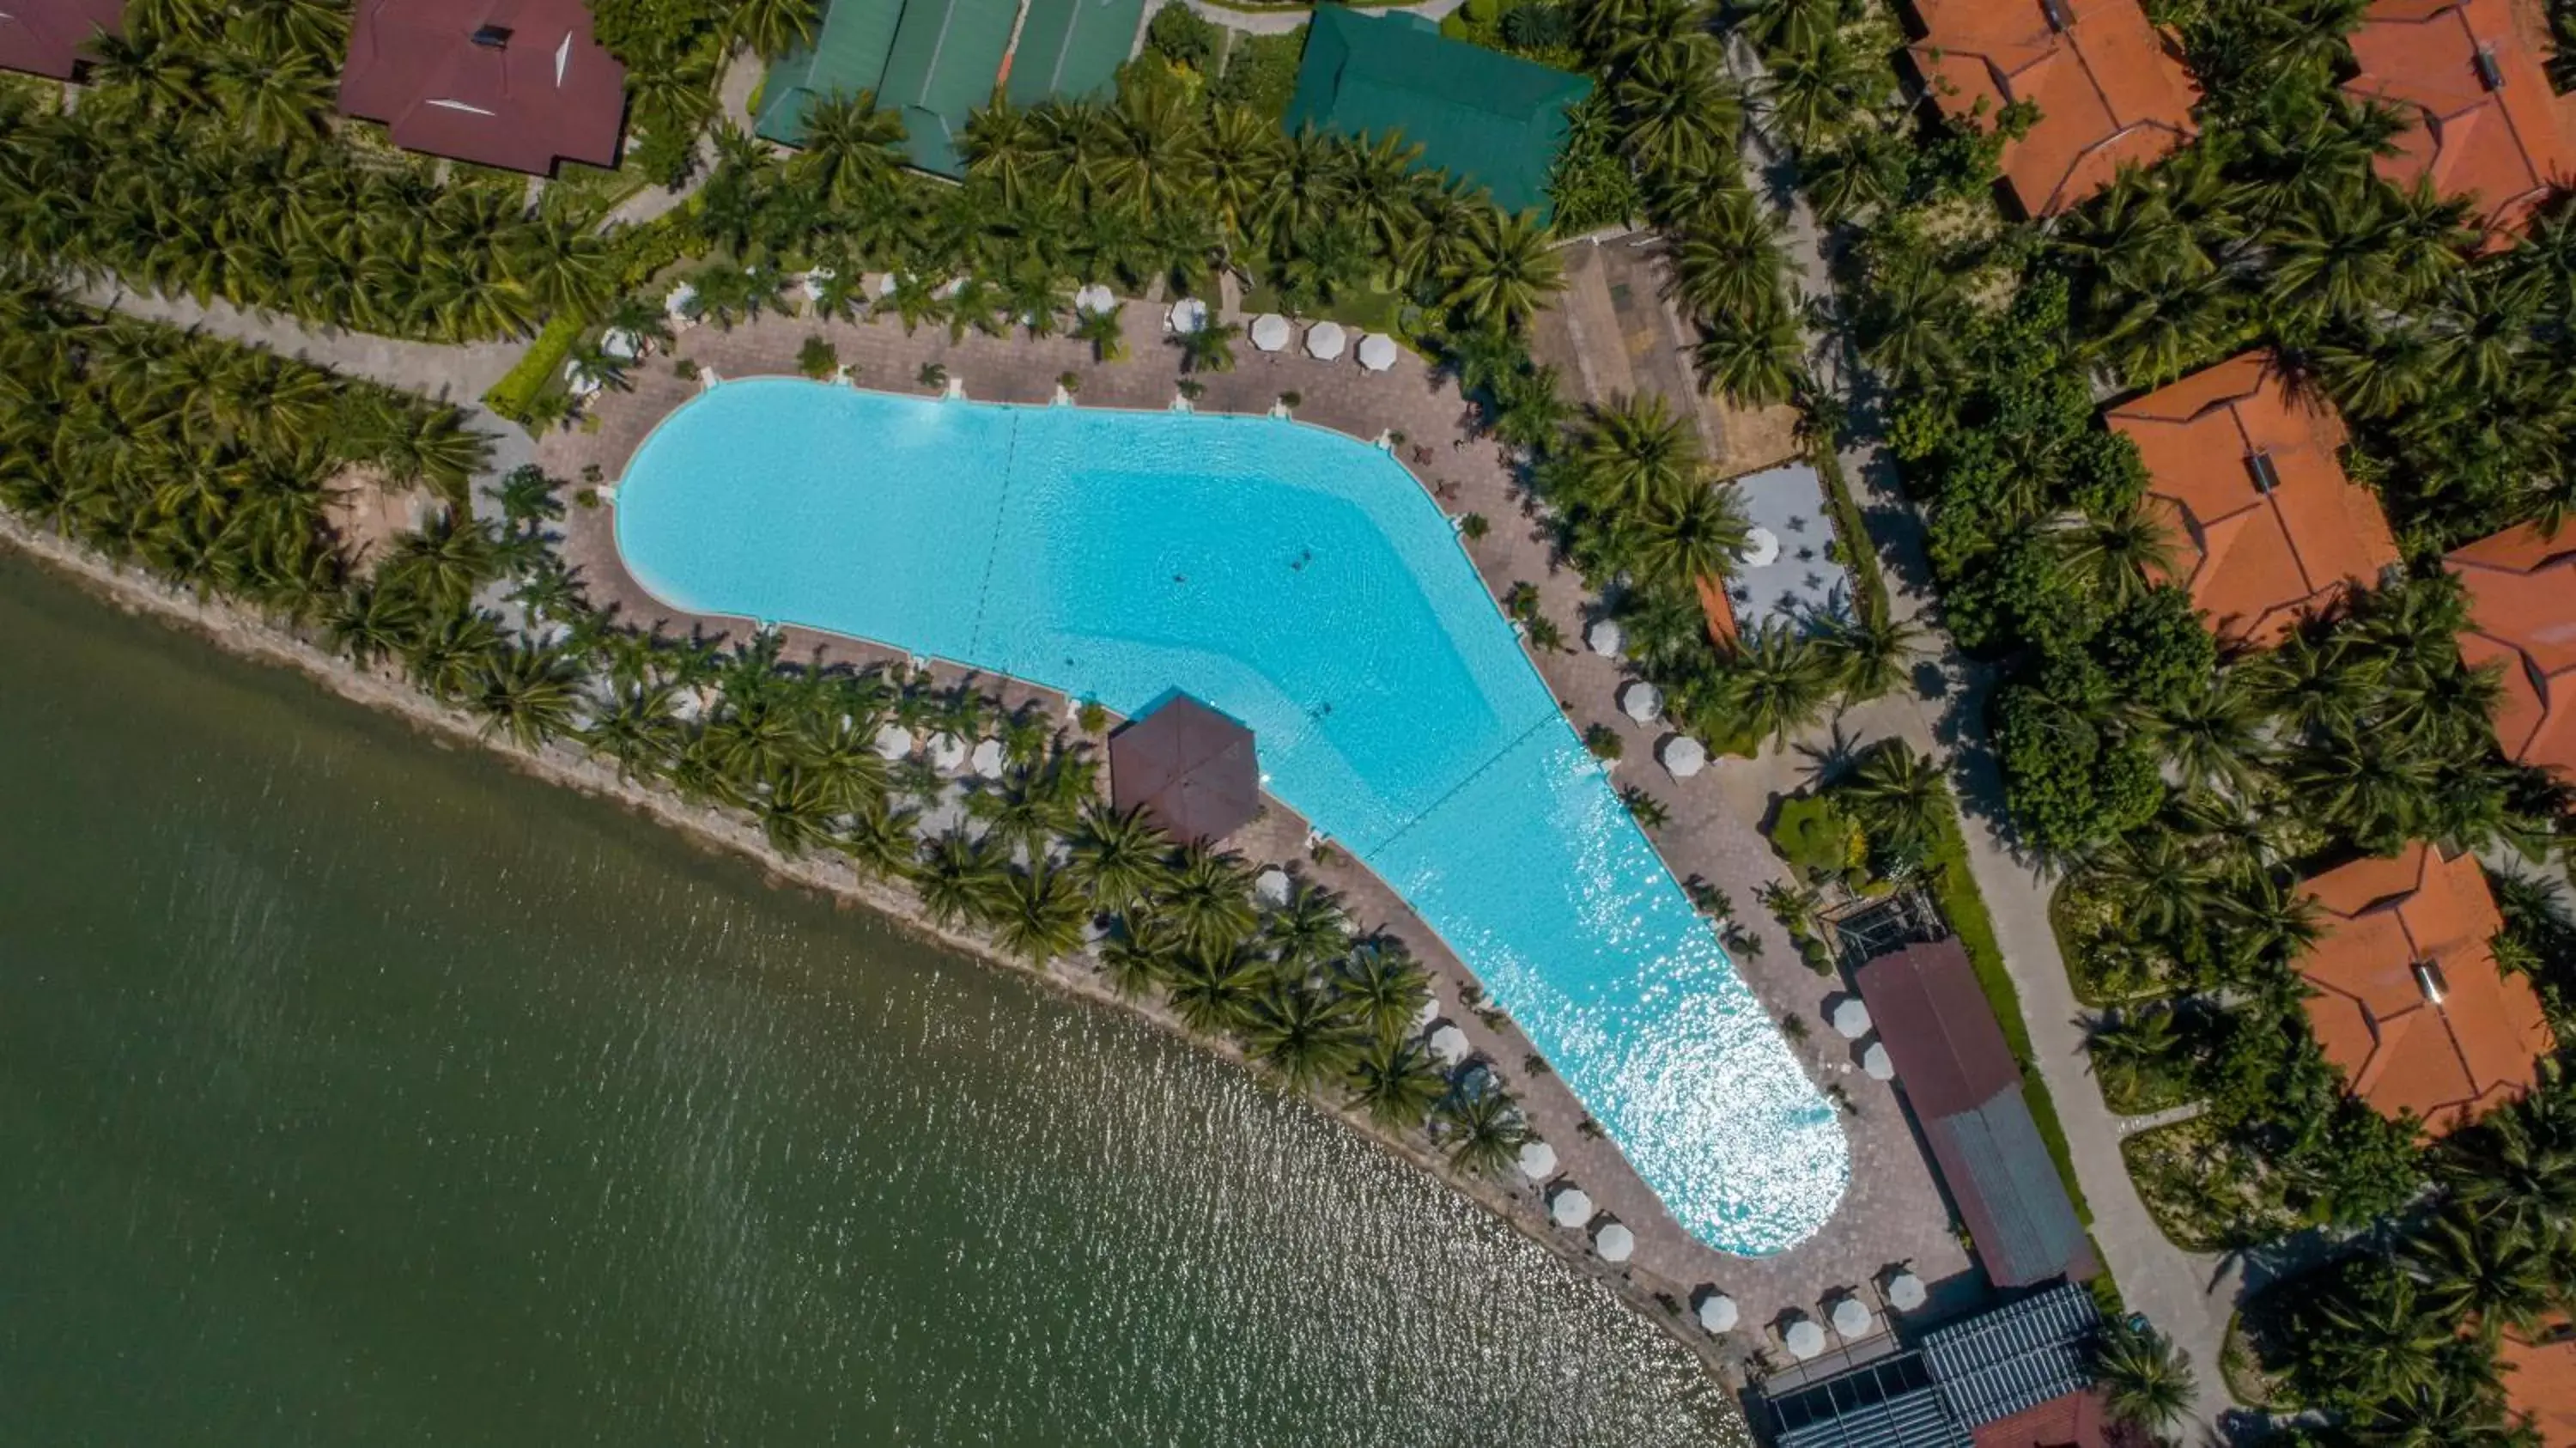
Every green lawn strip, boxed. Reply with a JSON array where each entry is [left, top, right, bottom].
[[1809, 442, 1889, 630], [483, 313, 586, 423], [1922, 811, 2097, 1231]]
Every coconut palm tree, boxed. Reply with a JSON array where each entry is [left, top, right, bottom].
[[2092, 1317, 2196, 1434], [1713, 624, 1838, 748], [1436, 1083, 1528, 1176], [1838, 739, 1950, 865], [1336, 940, 1432, 1043], [1244, 983, 1369, 1093], [1173, 319, 1239, 374], [2404, 1204, 2557, 1338], [917, 831, 1005, 928], [325, 582, 420, 666], [1157, 843, 1259, 958], [1065, 801, 1172, 912], [1632, 483, 1751, 592], [2055, 496, 2177, 606], [1693, 309, 1807, 407], [1822, 611, 1923, 699], [1348, 1037, 1449, 1128], [1439, 208, 1564, 333], [730, 0, 821, 58], [841, 800, 920, 882], [992, 864, 1091, 964], [791, 93, 907, 208], [1163, 944, 1268, 1034], [1263, 883, 1348, 971], [1575, 392, 1699, 511], [1667, 190, 1782, 321]]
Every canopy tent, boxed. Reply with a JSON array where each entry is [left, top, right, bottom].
[[1547, 1185, 1593, 1227], [1109, 696, 1260, 843], [1594, 1222, 1635, 1262], [1516, 1141, 1558, 1180], [1304, 320, 1347, 361], [1697, 1292, 1739, 1333], [1357, 332, 1400, 372], [1249, 313, 1292, 351]]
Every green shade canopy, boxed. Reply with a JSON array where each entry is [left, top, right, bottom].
[[755, 0, 1139, 177], [1282, 8, 1594, 220]]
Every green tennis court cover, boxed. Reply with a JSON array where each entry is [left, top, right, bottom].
[[1283, 8, 1593, 219]]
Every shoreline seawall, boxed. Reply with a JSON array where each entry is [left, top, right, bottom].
[[0, 511, 1751, 1390]]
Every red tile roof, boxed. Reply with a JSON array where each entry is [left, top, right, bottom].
[[1973, 1389, 2157, 1448], [2447, 522, 2576, 779], [2504, 1324, 2576, 1446], [2105, 352, 2400, 647], [2297, 843, 2553, 1137], [1903, 0, 2201, 216], [0, 0, 121, 80], [2346, 0, 2576, 248], [337, 0, 626, 175]]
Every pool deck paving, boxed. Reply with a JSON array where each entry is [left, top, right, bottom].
[[539, 299, 1974, 1374]]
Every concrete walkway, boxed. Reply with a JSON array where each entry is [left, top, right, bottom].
[[82, 284, 536, 526], [1720, 35, 2238, 1437], [1182, 0, 1463, 36]]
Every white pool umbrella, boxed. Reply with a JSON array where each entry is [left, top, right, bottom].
[[1548, 1185, 1593, 1228], [599, 328, 641, 360], [1886, 1270, 1927, 1311], [1862, 1041, 1895, 1080], [1831, 997, 1873, 1039], [1594, 1222, 1635, 1262], [1413, 995, 1443, 1030], [1586, 618, 1625, 656], [562, 361, 604, 398], [1783, 1317, 1827, 1360], [1428, 1024, 1471, 1064], [1660, 734, 1708, 778], [1698, 1293, 1740, 1333], [1831, 1297, 1874, 1339], [1357, 332, 1400, 373], [1304, 320, 1347, 361], [969, 738, 1006, 778], [872, 724, 914, 761], [927, 732, 969, 773], [1516, 1141, 1558, 1180], [1167, 297, 1208, 333], [801, 267, 835, 304], [1073, 283, 1115, 315], [1619, 679, 1662, 723], [1741, 526, 1781, 569], [1250, 313, 1291, 352], [1255, 867, 1292, 905], [875, 272, 901, 298], [662, 282, 698, 319]]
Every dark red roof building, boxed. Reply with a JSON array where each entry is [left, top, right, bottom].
[[338, 0, 626, 175], [1109, 696, 1261, 844], [0, 0, 121, 79], [1856, 940, 2099, 1289]]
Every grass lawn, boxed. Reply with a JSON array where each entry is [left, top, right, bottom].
[[1240, 280, 1405, 334]]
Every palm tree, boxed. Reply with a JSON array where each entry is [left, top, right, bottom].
[[1163, 944, 1267, 1034], [730, 0, 821, 57], [2404, 1204, 2556, 1337], [1439, 209, 1564, 333], [2292, 1264, 2454, 1412], [1822, 611, 1923, 698], [1632, 484, 1751, 592], [916, 831, 1005, 928], [1064, 801, 1172, 912], [1613, 38, 1739, 178], [992, 864, 1091, 964], [1156, 843, 1258, 958], [1436, 1084, 1528, 1177], [2054, 496, 2177, 606], [1335, 940, 1432, 1043], [1348, 1037, 1449, 1128], [1575, 393, 1698, 511], [1263, 883, 1348, 970], [1713, 624, 1838, 748], [2146, 672, 2272, 797], [1692, 310, 1806, 407], [325, 582, 420, 666], [841, 800, 920, 882], [2092, 1318, 2196, 1434], [1174, 319, 1239, 374], [1666, 190, 1781, 321], [1098, 919, 1173, 998], [1838, 739, 1950, 864], [788, 92, 907, 209], [1244, 983, 1369, 1093]]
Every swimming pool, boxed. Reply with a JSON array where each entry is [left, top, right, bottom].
[[614, 380, 1849, 1254]]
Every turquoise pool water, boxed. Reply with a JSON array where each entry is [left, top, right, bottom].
[[614, 380, 1848, 1254]]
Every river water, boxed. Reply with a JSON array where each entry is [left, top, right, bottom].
[[0, 554, 1747, 1446]]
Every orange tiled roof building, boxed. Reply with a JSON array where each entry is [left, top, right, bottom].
[[2346, 0, 2576, 249], [2448, 522, 2576, 780], [1902, 0, 2201, 216], [2296, 843, 2552, 1137], [2105, 353, 2400, 647]]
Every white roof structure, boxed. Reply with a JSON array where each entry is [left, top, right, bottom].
[[1586, 618, 1625, 657], [1167, 297, 1208, 333], [1516, 1140, 1558, 1181], [1831, 1296, 1875, 1339], [1660, 734, 1707, 778], [1427, 1023, 1471, 1064], [1594, 1222, 1635, 1262], [1357, 332, 1400, 373], [927, 732, 969, 772], [1862, 1041, 1895, 1080], [1304, 320, 1347, 361], [1619, 679, 1663, 724], [872, 724, 914, 761], [1249, 313, 1291, 352], [1698, 1293, 1740, 1333], [1886, 1270, 1928, 1311], [1073, 283, 1116, 315], [1741, 526, 1782, 569], [1255, 867, 1292, 906], [969, 738, 1006, 778], [1548, 1185, 1593, 1228], [1831, 996, 1873, 1039], [1783, 1317, 1827, 1360]]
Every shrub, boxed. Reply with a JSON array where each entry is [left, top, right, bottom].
[[1583, 722, 1624, 760], [797, 335, 837, 379], [1461, 512, 1490, 540], [1769, 794, 1862, 884], [1146, 3, 1221, 70]]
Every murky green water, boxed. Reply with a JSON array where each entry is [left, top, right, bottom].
[[0, 555, 1746, 1446]]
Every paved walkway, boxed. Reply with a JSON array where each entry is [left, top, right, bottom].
[[1182, 0, 1462, 35], [1722, 34, 2236, 1433]]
